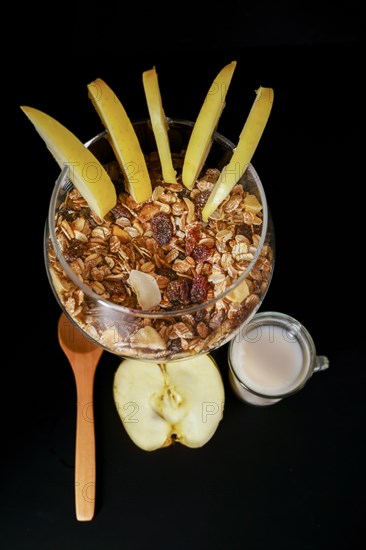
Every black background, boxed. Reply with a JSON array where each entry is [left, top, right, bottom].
[[3, 9, 366, 550]]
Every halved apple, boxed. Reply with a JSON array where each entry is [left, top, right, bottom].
[[202, 86, 274, 221], [113, 354, 225, 451], [21, 106, 117, 218], [142, 67, 177, 183], [87, 78, 152, 203], [182, 61, 237, 190]]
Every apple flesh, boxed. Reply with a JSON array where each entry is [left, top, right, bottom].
[[202, 86, 274, 221], [182, 61, 237, 190], [142, 67, 177, 183], [113, 354, 225, 451], [20, 106, 117, 218], [87, 78, 152, 203]]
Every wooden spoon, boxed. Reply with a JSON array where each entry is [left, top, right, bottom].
[[57, 313, 104, 521]]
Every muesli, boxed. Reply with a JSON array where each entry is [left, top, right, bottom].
[[48, 151, 273, 360]]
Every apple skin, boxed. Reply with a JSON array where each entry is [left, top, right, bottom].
[[113, 355, 225, 451]]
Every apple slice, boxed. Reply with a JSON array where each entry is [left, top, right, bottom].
[[142, 67, 177, 184], [87, 78, 152, 203], [21, 106, 117, 218], [201, 86, 274, 221], [113, 354, 225, 451], [182, 61, 237, 190]]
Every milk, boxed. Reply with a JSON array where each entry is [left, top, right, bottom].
[[229, 322, 310, 405]]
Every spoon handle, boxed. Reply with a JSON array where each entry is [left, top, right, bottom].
[[73, 365, 96, 521]]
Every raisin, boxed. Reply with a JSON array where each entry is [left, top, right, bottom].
[[151, 213, 173, 245], [110, 203, 131, 219], [178, 187, 191, 198], [64, 239, 85, 262], [195, 308, 209, 323], [229, 304, 248, 328], [195, 190, 210, 209], [190, 275, 208, 303], [167, 279, 191, 304], [191, 244, 210, 262], [178, 279, 191, 303], [158, 267, 178, 281], [79, 207, 98, 228], [209, 309, 226, 330], [185, 223, 203, 255], [103, 280, 126, 296], [230, 296, 259, 329], [237, 224, 253, 240], [58, 207, 77, 222], [166, 280, 180, 302], [185, 235, 196, 257], [168, 338, 183, 353]]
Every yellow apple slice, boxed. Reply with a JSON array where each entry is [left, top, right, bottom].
[[20, 106, 117, 218], [142, 67, 177, 184], [202, 86, 274, 221], [87, 78, 152, 203], [182, 60, 237, 190]]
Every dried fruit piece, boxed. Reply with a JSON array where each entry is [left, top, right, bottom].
[[150, 213, 173, 245], [185, 223, 203, 256], [20, 106, 117, 218], [191, 274, 208, 303], [226, 278, 250, 303], [195, 190, 211, 209], [103, 279, 126, 296], [87, 78, 152, 203], [182, 61, 237, 189], [243, 193, 262, 214], [167, 279, 191, 304], [142, 67, 177, 183], [191, 244, 210, 263], [202, 86, 274, 221], [112, 225, 131, 243], [130, 326, 166, 349], [64, 239, 85, 262], [110, 203, 132, 219], [128, 269, 161, 310]]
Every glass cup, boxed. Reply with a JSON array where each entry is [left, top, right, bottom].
[[44, 118, 275, 364], [228, 311, 329, 406]]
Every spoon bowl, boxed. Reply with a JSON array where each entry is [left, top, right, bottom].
[[57, 313, 104, 521]]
